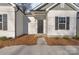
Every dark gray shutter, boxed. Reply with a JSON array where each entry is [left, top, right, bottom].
[[55, 16, 58, 30], [3, 14, 7, 30], [0, 15, 2, 30], [66, 17, 70, 30], [0, 23, 2, 30]]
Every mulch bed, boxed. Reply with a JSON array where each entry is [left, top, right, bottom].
[[45, 37, 79, 46], [0, 35, 37, 48]]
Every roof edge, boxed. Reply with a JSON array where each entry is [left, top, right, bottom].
[[46, 3, 79, 11]]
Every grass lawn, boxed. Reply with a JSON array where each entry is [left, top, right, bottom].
[[45, 36, 79, 45], [0, 35, 37, 48]]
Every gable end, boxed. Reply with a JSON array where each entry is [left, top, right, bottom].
[[49, 3, 76, 11]]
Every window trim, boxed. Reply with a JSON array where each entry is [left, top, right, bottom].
[[0, 14, 7, 30], [58, 17, 66, 30], [56, 16, 70, 30]]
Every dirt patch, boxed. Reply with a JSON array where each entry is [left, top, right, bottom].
[[0, 35, 37, 48], [45, 36, 79, 46]]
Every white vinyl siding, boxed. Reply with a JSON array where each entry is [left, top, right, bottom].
[[0, 6, 15, 38], [47, 10, 76, 36], [28, 17, 37, 34], [16, 10, 24, 36], [60, 3, 64, 8]]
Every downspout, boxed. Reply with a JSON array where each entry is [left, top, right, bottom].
[[14, 7, 19, 38]]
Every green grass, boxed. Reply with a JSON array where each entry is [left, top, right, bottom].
[[75, 36, 79, 40], [62, 36, 70, 39], [53, 37, 60, 39], [0, 37, 9, 41], [72, 35, 79, 40]]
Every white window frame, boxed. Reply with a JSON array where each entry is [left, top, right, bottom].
[[58, 17, 67, 30], [0, 14, 7, 30]]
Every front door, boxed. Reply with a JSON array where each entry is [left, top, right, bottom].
[[37, 20, 43, 33]]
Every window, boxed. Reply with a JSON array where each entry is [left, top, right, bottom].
[[0, 14, 7, 30], [55, 16, 70, 30], [3, 14, 7, 30], [59, 17, 66, 29]]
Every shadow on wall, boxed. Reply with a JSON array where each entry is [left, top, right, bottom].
[[23, 16, 31, 34]]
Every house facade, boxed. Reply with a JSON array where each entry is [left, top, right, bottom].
[[27, 3, 79, 37], [0, 3, 79, 38], [0, 3, 27, 38]]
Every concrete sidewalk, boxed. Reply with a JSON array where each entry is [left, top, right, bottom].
[[0, 45, 79, 55], [37, 37, 47, 45]]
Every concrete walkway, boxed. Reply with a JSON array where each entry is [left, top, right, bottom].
[[37, 37, 47, 45], [0, 45, 79, 55]]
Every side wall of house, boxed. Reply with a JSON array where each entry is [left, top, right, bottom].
[[16, 10, 24, 36], [28, 16, 37, 34], [47, 10, 77, 37], [0, 6, 15, 38], [23, 15, 28, 34]]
